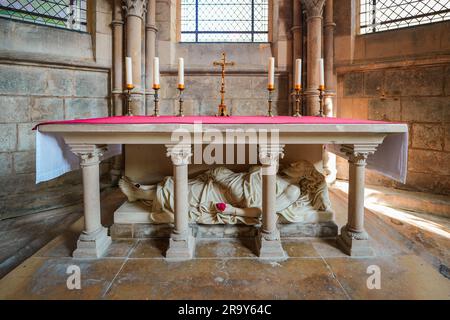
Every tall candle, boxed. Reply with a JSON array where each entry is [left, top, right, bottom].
[[125, 57, 133, 86], [268, 57, 275, 89], [319, 58, 325, 89], [178, 58, 184, 88], [153, 57, 160, 87], [295, 58, 302, 88]]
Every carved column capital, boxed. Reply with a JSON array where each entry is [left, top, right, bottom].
[[166, 144, 192, 166], [258, 144, 285, 167], [301, 0, 326, 18], [69, 144, 108, 167], [122, 0, 147, 19], [341, 144, 379, 165]]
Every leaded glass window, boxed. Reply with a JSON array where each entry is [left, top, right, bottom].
[[0, 0, 87, 31], [180, 0, 269, 43], [360, 0, 450, 34]]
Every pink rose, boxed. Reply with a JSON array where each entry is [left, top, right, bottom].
[[216, 202, 227, 212]]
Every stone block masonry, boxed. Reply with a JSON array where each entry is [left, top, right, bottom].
[[337, 64, 450, 195], [0, 62, 111, 219]]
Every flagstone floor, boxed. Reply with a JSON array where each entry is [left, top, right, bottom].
[[0, 187, 449, 300]]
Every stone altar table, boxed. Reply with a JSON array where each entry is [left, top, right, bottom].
[[36, 115, 408, 260]]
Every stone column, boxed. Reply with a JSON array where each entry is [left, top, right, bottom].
[[337, 144, 378, 256], [301, 0, 325, 115], [70, 144, 112, 258], [122, 0, 147, 115], [291, 0, 303, 115], [111, 0, 125, 185], [165, 144, 195, 260], [145, 0, 157, 113], [322, 0, 337, 182], [257, 144, 286, 259]]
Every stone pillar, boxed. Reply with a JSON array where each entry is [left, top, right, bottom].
[[301, 0, 325, 115], [111, 0, 125, 185], [322, 0, 337, 182], [145, 0, 157, 112], [337, 144, 378, 256], [257, 144, 286, 259], [122, 0, 147, 115], [165, 144, 195, 260], [70, 144, 112, 258], [291, 0, 303, 115]]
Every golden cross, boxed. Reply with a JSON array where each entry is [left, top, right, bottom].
[[213, 52, 235, 116]]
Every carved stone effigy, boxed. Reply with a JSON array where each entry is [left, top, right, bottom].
[[118, 160, 334, 227]]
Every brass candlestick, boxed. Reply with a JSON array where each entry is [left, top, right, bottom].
[[292, 85, 303, 117], [125, 84, 134, 116], [267, 85, 275, 117], [318, 85, 325, 117], [177, 85, 185, 117], [153, 84, 160, 117]]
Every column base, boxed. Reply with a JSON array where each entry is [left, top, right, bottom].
[[166, 233, 195, 261], [256, 229, 287, 260], [336, 225, 374, 257], [73, 227, 112, 258]]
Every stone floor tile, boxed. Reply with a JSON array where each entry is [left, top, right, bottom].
[[195, 239, 257, 258], [0, 257, 125, 299], [325, 254, 450, 300], [128, 239, 169, 259], [104, 258, 348, 300]]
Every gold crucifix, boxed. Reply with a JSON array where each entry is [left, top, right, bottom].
[[213, 52, 235, 116]]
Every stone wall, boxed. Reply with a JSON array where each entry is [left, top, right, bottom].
[[0, 0, 113, 219], [334, 11, 450, 195]]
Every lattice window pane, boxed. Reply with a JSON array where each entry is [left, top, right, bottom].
[[360, 0, 450, 34], [181, 0, 269, 43], [0, 0, 88, 31]]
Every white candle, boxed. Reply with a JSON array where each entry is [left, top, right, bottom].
[[153, 57, 160, 87], [295, 58, 302, 88], [125, 57, 133, 86], [319, 58, 325, 88], [268, 57, 275, 88], [178, 58, 184, 87]]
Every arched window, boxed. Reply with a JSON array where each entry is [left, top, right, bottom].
[[360, 0, 450, 34], [180, 0, 269, 43], [0, 0, 87, 31]]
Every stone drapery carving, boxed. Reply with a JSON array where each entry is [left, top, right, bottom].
[[122, 0, 147, 19], [118, 160, 334, 225]]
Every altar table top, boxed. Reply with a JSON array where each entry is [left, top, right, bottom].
[[35, 116, 408, 184], [35, 115, 395, 128]]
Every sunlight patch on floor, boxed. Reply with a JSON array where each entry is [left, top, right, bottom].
[[332, 181, 450, 240]]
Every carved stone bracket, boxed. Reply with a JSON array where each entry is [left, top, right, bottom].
[[69, 144, 108, 167], [340, 143, 379, 164], [166, 144, 192, 166], [122, 0, 147, 19], [301, 0, 326, 18], [258, 144, 285, 166]]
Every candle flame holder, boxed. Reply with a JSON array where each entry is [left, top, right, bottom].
[[125, 84, 135, 116], [153, 84, 160, 117], [292, 85, 303, 117], [267, 85, 275, 117], [318, 85, 325, 117], [177, 85, 185, 117]]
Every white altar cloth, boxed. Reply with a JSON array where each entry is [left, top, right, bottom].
[[35, 131, 121, 183], [328, 132, 408, 183]]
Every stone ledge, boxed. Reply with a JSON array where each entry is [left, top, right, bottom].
[[110, 221, 338, 239]]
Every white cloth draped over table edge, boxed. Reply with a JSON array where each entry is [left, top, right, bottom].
[[35, 130, 122, 184], [35, 130, 408, 184]]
